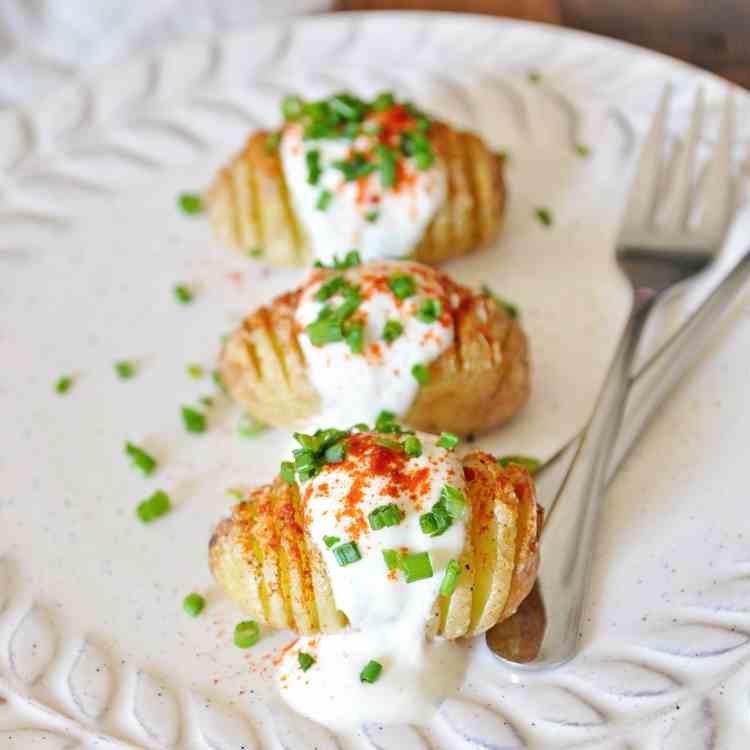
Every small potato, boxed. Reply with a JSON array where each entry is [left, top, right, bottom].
[[205, 122, 506, 267], [209, 450, 541, 639], [219, 262, 530, 437]]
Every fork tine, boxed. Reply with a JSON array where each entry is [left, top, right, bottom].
[[622, 84, 672, 231], [660, 88, 704, 230], [697, 91, 735, 241]]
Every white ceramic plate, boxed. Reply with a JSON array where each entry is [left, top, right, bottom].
[[2, 12, 750, 750]]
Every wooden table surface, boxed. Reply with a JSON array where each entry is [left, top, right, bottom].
[[335, 0, 750, 88]]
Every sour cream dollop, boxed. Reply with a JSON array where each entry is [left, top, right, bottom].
[[277, 431, 468, 730], [280, 121, 446, 265], [294, 261, 459, 431]]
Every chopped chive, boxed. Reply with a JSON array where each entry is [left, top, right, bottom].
[[497, 455, 542, 474], [199, 396, 213, 407], [419, 512, 438, 535], [181, 406, 206, 434], [351, 422, 370, 432], [437, 432, 460, 450], [316, 275, 346, 302], [382, 548, 401, 571], [298, 652, 315, 671], [375, 410, 397, 433], [372, 92, 395, 111], [375, 144, 396, 188], [382, 320, 403, 343], [55, 375, 73, 394], [368, 503, 404, 530], [535, 207, 553, 227], [401, 551, 434, 583], [440, 484, 466, 519], [575, 143, 590, 158], [323, 439, 347, 464], [237, 413, 267, 438], [281, 461, 296, 484], [316, 190, 333, 211], [174, 284, 193, 304], [306, 149, 322, 185], [136, 489, 171, 523], [440, 560, 461, 597], [365, 210, 380, 223], [388, 273, 416, 301], [417, 298, 442, 323], [265, 131, 281, 153], [323, 535, 341, 549], [281, 95, 304, 121], [480, 284, 519, 320], [212, 369, 228, 395], [414, 148, 435, 171], [178, 193, 202, 215], [115, 361, 135, 380], [360, 660, 383, 684], [528, 70, 542, 84], [403, 435, 422, 457], [186, 363, 204, 379], [183, 592, 205, 617], [333, 541, 361, 567], [375, 438, 403, 451], [125, 442, 157, 476], [226, 487, 244, 500], [247, 246, 264, 258], [306, 317, 343, 346], [234, 620, 260, 648], [345, 321, 365, 354], [411, 363, 429, 385]]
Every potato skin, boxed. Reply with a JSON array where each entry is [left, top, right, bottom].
[[209, 451, 541, 639], [219, 271, 530, 436], [205, 123, 505, 266]]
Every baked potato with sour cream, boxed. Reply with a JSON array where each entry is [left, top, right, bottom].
[[209, 452, 541, 640], [219, 266, 530, 436], [205, 118, 505, 267]]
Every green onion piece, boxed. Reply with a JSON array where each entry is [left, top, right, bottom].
[[293, 448, 320, 482], [440, 560, 461, 597], [376, 438, 403, 451], [298, 652, 315, 671], [199, 396, 213, 407], [497, 455, 542, 474], [115, 361, 135, 380], [360, 660, 383, 683], [411, 363, 429, 385], [316, 275, 345, 301], [365, 210, 380, 223], [281, 95, 304, 120], [234, 620, 260, 648], [125, 442, 157, 476], [480, 284, 519, 320], [183, 592, 205, 617], [281, 461, 296, 484], [136, 490, 171, 523], [535, 207, 553, 227], [178, 193, 202, 215], [437, 432, 460, 450], [247, 246, 264, 258], [237, 413, 267, 438], [375, 410, 397, 432], [382, 548, 401, 571], [323, 535, 341, 549], [372, 92, 395, 111], [212, 369, 229, 395], [388, 273, 416, 300], [528, 70, 542, 83], [375, 144, 396, 188], [575, 143, 591, 158], [333, 152, 376, 181], [181, 406, 206, 434], [174, 284, 193, 304], [401, 551, 434, 583], [417, 298, 442, 323], [440, 484, 467, 519], [316, 190, 333, 211], [416, 116, 432, 133], [431, 501, 453, 536], [265, 131, 281, 153], [368, 503, 404, 531], [186, 363, 203, 379], [415, 149, 435, 170], [419, 512, 438, 535], [403, 435, 422, 457], [306, 149, 322, 185], [345, 321, 365, 354], [55, 375, 73, 394], [324, 439, 347, 464], [382, 320, 403, 343], [305, 317, 343, 346], [333, 541, 361, 567]]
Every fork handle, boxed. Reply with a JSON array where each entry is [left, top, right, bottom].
[[523, 288, 658, 669]]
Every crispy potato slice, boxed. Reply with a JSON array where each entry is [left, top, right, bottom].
[[206, 122, 505, 266]]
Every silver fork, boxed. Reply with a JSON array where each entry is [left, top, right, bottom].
[[518, 86, 736, 670]]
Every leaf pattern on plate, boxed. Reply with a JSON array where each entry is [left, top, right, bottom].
[[438, 698, 524, 749], [8, 605, 57, 685], [567, 658, 682, 699], [660, 699, 716, 750], [67, 638, 114, 719], [363, 724, 432, 750], [645, 623, 749, 659], [191, 692, 259, 750], [0, 729, 77, 750], [133, 671, 181, 747]]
